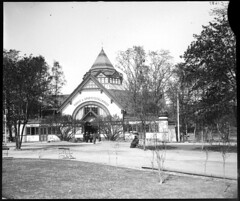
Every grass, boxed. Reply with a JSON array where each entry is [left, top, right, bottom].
[[140, 144, 237, 153], [2, 158, 237, 199]]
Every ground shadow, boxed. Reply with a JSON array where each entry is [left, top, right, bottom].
[[193, 145, 237, 153], [138, 144, 237, 153]]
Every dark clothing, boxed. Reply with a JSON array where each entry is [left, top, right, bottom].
[[93, 133, 97, 144], [89, 133, 93, 143], [130, 136, 139, 148]]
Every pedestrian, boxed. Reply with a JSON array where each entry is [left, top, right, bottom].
[[86, 132, 89, 143], [90, 133, 93, 143], [130, 135, 139, 148], [93, 132, 96, 144], [98, 131, 101, 142]]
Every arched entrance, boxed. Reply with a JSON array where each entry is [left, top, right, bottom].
[[82, 111, 99, 143], [84, 121, 98, 143], [72, 101, 110, 142]]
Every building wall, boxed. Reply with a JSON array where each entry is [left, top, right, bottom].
[[21, 123, 60, 142], [61, 89, 122, 118], [126, 117, 177, 143]]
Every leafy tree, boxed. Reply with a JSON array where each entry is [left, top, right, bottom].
[[177, 3, 236, 141], [3, 49, 20, 141], [49, 61, 66, 108], [3, 49, 52, 149]]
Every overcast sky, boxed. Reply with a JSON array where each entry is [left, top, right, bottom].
[[3, 1, 226, 94]]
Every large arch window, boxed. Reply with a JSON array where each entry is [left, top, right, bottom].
[[74, 102, 110, 120], [84, 105, 98, 115]]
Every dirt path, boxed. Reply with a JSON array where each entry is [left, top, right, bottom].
[[4, 141, 237, 179]]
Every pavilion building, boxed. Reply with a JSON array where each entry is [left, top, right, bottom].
[[20, 48, 176, 143]]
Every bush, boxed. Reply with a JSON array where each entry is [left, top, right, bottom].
[[69, 138, 77, 143]]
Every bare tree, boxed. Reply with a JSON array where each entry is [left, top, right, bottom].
[[116, 46, 174, 150], [216, 116, 231, 181], [153, 133, 167, 184]]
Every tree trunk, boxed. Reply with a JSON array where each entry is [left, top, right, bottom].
[[185, 123, 188, 142], [14, 123, 19, 150], [15, 120, 23, 150], [7, 123, 13, 141], [193, 123, 196, 142], [142, 121, 146, 150], [20, 123, 26, 148], [143, 130, 146, 150]]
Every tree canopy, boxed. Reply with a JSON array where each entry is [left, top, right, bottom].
[[116, 46, 174, 118], [116, 46, 174, 148], [175, 4, 236, 139], [3, 49, 65, 149]]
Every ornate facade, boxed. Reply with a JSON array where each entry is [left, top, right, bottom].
[[21, 48, 176, 142]]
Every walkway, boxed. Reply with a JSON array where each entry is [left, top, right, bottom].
[[3, 141, 238, 180]]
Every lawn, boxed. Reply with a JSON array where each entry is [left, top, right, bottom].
[[141, 144, 237, 153], [2, 158, 237, 199]]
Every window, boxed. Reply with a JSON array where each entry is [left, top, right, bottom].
[[137, 124, 143, 132], [145, 124, 150, 132], [132, 124, 137, 132], [27, 127, 31, 135], [84, 80, 98, 88], [31, 127, 35, 135], [84, 105, 98, 115], [84, 106, 90, 115], [36, 127, 39, 135], [48, 127, 51, 134], [92, 106, 98, 115]]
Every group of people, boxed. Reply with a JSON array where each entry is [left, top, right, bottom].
[[84, 131, 139, 147], [83, 132, 101, 144]]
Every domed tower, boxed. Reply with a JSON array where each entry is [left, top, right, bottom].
[[83, 48, 124, 90]]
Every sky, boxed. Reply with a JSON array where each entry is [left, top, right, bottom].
[[3, 1, 226, 95]]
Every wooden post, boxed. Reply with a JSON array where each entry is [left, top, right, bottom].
[[177, 92, 180, 142]]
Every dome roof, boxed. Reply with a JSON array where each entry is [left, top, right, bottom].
[[91, 48, 115, 71]]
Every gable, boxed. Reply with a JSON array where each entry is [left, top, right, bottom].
[[82, 79, 99, 89], [96, 73, 106, 78], [58, 74, 125, 113]]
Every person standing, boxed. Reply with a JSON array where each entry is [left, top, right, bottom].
[[89, 132, 93, 143], [93, 132, 97, 144], [85, 132, 89, 143]]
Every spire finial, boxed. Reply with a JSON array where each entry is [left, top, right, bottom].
[[101, 42, 103, 50]]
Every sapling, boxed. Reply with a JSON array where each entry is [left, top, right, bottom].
[[154, 135, 167, 184], [216, 121, 230, 182], [203, 126, 213, 174]]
